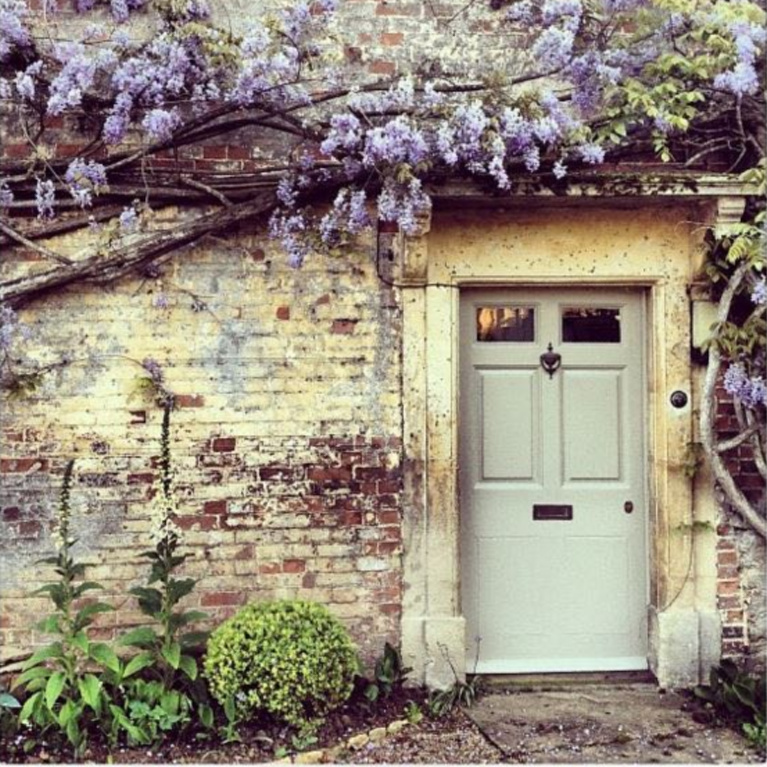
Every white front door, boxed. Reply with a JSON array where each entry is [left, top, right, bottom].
[[460, 288, 648, 673]]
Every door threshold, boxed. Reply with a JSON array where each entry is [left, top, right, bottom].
[[476, 670, 657, 690]]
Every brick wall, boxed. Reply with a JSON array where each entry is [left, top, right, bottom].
[[714, 379, 766, 672], [0, 226, 404, 666]]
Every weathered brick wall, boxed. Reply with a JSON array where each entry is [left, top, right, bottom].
[[714, 381, 766, 672], [0, 225, 403, 666]]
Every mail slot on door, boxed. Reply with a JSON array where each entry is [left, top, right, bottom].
[[533, 504, 573, 521]]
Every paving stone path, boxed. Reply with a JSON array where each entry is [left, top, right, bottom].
[[465, 684, 762, 763]]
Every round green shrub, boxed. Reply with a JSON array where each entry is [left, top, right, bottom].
[[203, 600, 358, 729]]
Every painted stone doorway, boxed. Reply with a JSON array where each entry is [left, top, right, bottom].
[[459, 287, 649, 673]]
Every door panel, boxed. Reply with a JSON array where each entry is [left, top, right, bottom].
[[562, 369, 623, 481], [480, 370, 539, 481], [460, 288, 648, 674]]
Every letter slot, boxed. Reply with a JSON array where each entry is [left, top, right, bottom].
[[533, 504, 573, 521]]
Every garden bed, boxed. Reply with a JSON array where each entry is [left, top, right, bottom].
[[1, 686, 499, 764]]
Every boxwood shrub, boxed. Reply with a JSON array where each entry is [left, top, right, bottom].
[[203, 600, 357, 729]]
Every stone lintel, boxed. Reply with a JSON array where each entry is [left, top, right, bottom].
[[429, 173, 757, 205]]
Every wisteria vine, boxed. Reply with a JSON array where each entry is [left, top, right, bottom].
[[0, 0, 764, 532]]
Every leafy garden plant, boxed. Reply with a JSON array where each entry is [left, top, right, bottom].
[[114, 403, 211, 742], [363, 642, 412, 704], [13, 460, 118, 757], [204, 600, 358, 733], [694, 660, 766, 751]]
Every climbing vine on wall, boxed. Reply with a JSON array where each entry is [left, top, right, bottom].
[[0, 0, 764, 533]]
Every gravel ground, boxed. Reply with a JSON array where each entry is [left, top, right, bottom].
[[335, 710, 501, 764]]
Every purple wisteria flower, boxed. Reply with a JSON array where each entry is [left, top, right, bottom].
[[14, 61, 41, 100], [714, 20, 765, 96], [0, 180, 12, 208], [152, 293, 170, 309], [724, 363, 766, 408], [65, 159, 107, 209], [119, 206, 139, 232], [752, 278, 767, 306], [35, 179, 56, 220], [0, 1, 31, 63], [142, 108, 181, 143]]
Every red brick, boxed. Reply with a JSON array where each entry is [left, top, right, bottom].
[[316, 294, 331, 305], [203, 499, 227, 515], [309, 466, 352, 482], [203, 145, 227, 159], [18, 521, 41, 537], [2, 507, 21, 521], [200, 592, 244, 607], [259, 562, 281, 575], [0, 458, 48, 473], [717, 550, 738, 565], [369, 60, 396, 75], [234, 545, 254, 560], [717, 580, 739, 596], [176, 515, 219, 531], [302, 572, 316, 588], [175, 394, 205, 408], [283, 559, 306, 573], [276, 306, 290, 320], [227, 146, 251, 160], [211, 437, 236, 453], [331, 319, 358, 334], [4, 143, 32, 158], [380, 32, 404, 45], [128, 473, 154, 484]]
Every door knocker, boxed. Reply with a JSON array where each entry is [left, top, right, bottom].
[[540, 342, 562, 379]]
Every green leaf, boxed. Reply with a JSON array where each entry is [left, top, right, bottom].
[[89, 643, 120, 673], [129, 586, 163, 616], [0, 692, 20, 709], [19, 691, 42, 722], [71, 631, 89, 654], [123, 652, 155, 678], [178, 654, 197, 681], [161, 642, 181, 670], [74, 602, 114, 630], [58, 698, 77, 726], [22, 643, 64, 670], [72, 581, 105, 598], [66, 716, 82, 748], [118, 626, 159, 648], [179, 630, 210, 649], [224, 695, 236, 723], [13, 666, 52, 688], [167, 578, 196, 605], [45, 671, 67, 710], [34, 584, 67, 610], [77, 674, 102, 712], [35, 616, 61, 634], [198, 703, 214, 729]]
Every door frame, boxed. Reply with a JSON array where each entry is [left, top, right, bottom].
[[458, 286, 651, 674], [398, 202, 721, 689]]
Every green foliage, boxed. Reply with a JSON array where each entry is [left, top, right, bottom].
[[427, 677, 480, 718], [109, 403, 208, 742], [404, 700, 424, 724], [204, 600, 357, 730], [694, 660, 766, 750], [13, 460, 116, 757], [363, 642, 411, 704], [112, 679, 192, 746]]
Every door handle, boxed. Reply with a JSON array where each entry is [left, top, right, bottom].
[[624, 501, 634, 514]]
